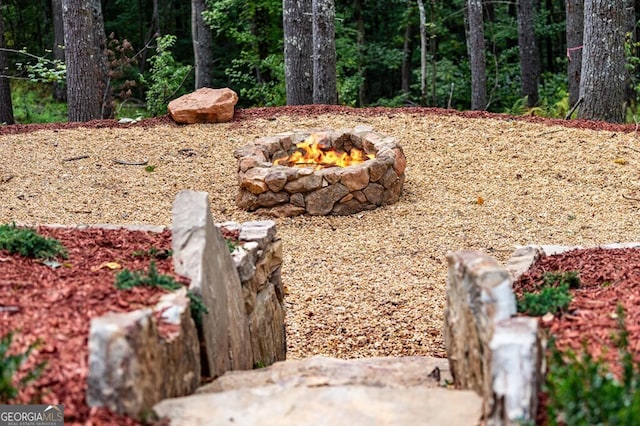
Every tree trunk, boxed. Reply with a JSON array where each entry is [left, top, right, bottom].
[[312, 0, 337, 104], [62, 0, 107, 121], [354, 0, 366, 106], [283, 0, 313, 105], [89, 0, 113, 118], [565, 0, 583, 110], [465, 0, 487, 110], [192, 0, 214, 89], [429, 0, 437, 106], [517, 0, 540, 107], [417, 0, 427, 105], [0, 0, 14, 125], [401, 1, 414, 95], [52, 0, 67, 102], [579, 0, 627, 123]]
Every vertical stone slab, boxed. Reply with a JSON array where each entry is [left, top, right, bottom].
[[443, 250, 516, 415], [86, 289, 200, 419], [172, 190, 253, 376], [489, 316, 541, 425]]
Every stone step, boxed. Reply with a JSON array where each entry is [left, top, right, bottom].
[[152, 356, 482, 426]]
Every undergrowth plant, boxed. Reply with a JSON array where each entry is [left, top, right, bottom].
[[114, 261, 208, 326], [545, 305, 640, 424], [131, 246, 173, 260], [0, 332, 46, 403], [0, 223, 67, 259], [516, 271, 578, 316], [141, 35, 192, 116]]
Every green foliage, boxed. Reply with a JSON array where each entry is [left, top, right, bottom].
[[225, 238, 238, 253], [226, 53, 285, 107], [203, 0, 284, 107], [0, 332, 46, 403], [14, 50, 66, 84], [114, 260, 180, 290], [186, 291, 209, 327], [625, 30, 640, 119], [0, 223, 67, 259], [141, 35, 192, 116], [9, 81, 67, 124], [516, 271, 578, 316], [545, 306, 640, 425], [131, 246, 172, 260], [114, 261, 208, 326], [543, 271, 580, 289]]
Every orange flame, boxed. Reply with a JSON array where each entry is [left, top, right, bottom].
[[274, 134, 374, 169]]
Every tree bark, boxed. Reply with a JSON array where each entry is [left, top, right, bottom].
[[52, 0, 67, 102], [192, 0, 214, 89], [0, 0, 14, 124], [89, 0, 113, 118], [579, 0, 627, 123], [401, 1, 414, 96], [312, 0, 337, 104], [354, 0, 366, 106], [465, 0, 487, 110], [429, 0, 437, 106], [517, 0, 540, 107], [417, 0, 427, 105], [565, 0, 583, 110], [283, 0, 313, 105], [62, 0, 111, 122]]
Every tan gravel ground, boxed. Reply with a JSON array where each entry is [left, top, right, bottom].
[[1, 109, 640, 360]]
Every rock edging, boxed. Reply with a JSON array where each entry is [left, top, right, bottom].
[[86, 190, 285, 420], [445, 242, 640, 425]]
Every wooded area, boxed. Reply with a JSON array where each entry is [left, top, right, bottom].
[[0, 0, 639, 124]]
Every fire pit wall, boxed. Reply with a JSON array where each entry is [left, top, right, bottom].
[[235, 126, 406, 217]]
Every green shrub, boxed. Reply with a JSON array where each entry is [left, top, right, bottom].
[[516, 271, 578, 316], [114, 261, 208, 326], [0, 223, 67, 259], [141, 35, 192, 116], [9, 81, 67, 124], [0, 332, 46, 403], [545, 306, 640, 424]]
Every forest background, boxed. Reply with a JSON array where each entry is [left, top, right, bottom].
[[0, 0, 639, 124]]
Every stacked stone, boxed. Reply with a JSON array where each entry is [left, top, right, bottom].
[[234, 126, 406, 217], [218, 220, 286, 367], [86, 192, 287, 421]]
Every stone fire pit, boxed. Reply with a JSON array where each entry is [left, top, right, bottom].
[[234, 126, 406, 217]]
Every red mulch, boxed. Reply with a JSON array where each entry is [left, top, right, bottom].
[[0, 226, 187, 425], [513, 247, 640, 424], [1, 105, 638, 135]]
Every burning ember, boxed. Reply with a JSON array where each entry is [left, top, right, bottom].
[[274, 133, 375, 169]]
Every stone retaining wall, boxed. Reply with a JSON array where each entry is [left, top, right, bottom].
[[86, 190, 285, 420], [445, 243, 640, 425]]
